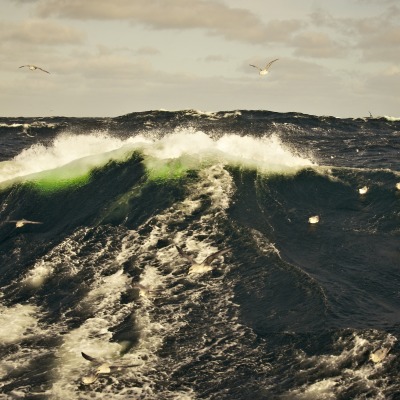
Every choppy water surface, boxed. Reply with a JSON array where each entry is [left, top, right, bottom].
[[0, 110, 399, 399]]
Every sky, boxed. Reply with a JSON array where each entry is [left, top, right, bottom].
[[1, 0, 399, 118]]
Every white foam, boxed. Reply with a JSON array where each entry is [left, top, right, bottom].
[[0, 303, 40, 344], [216, 133, 313, 172], [0, 129, 314, 187], [21, 229, 90, 288], [382, 116, 400, 122], [0, 132, 133, 184], [50, 269, 138, 397], [288, 331, 397, 399], [0, 123, 26, 128]]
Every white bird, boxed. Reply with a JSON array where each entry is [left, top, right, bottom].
[[369, 347, 390, 363], [308, 215, 320, 224], [175, 245, 232, 275], [396, 183, 400, 190], [19, 65, 50, 74], [81, 352, 141, 384], [358, 186, 368, 195], [249, 59, 279, 75], [7, 219, 43, 228]]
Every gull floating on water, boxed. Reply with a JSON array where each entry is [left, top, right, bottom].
[[175, 244, 232, 275], [81, 352, 141, 384], [19, 65, 50, 74], [369, 347, 390, 363], [308, 215, 320, 224], [7, 219, 43, 228], [249, 59, 279, 75], [358, 186, 368, 195]]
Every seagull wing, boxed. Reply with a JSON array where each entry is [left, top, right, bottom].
[[202, 247, 232, 266], [109, 362, 142, 370], [265, 59, 279, 70], [81, 352, 100, 363], [249, 64, 261, 71], [38, 67, 50, 74], [25, 220, 43, 225], [175, 245, 195, 264], [19, 65, 28, 69]]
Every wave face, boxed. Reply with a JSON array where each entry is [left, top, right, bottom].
[[0, 110, 399, 399]]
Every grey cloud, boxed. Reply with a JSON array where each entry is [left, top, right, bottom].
[[309, 9, 338, 29], [10, 0, 39, 3], [352, 12, 400, 62], [0, 20, 84, 45], [34, 0, 303, 44], [263, 19, 305, 42], [136, 46, 160, 56], [306, 6, 400, 63], [364, 67, 400, 96], [291, 31, 347, 59], [353, 0, 397, 4], [360, 44, 400, 63], [203, 55, 228, 63]]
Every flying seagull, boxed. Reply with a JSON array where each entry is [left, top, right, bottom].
[[81, 352, 141, 384], [7, 219, 43, 228], [19, 65, 50, 74], [249, 59, 279, 75], [175, 244, 232, 275]]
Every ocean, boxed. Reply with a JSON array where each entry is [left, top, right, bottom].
[[0, 109, 399, 399]]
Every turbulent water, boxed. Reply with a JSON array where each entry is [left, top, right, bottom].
[[0, 110, 399, 399]]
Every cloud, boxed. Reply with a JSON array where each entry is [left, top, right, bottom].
[[291, 31, 347, 58], [364, 66, 400, 98], [263, 19, 305, 42], [34, 0, 303, 44], [306, 6, 400, 63], [203, 54, 228, 63], [0, 19, 84, 45], [352, 12, 400, 62], [136, 46, 160, 56], [353, 0, 397, 4], [10, 0, 39, 3]]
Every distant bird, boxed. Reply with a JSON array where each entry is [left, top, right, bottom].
[[19, 65, 50, 74], [396, 182, 400, 190], [358, 186, 368, 195], [308, 215, 320, 224], [81, 352, 141, 384], [175, 244, 232, 275], [369, 347, 390, 363], [249, 59, 279, 75], [7, 219, 43, 228]]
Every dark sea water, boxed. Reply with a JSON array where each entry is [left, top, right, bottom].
[[0, 110, 399, 399]]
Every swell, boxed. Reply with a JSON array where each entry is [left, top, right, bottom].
[[228, 166, 400, 331], [0, 113, 399, 398]]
